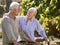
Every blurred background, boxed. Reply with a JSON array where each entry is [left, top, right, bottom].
[[0, 0, 60, 45]]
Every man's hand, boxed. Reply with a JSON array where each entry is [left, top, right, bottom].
[[24, 36, 35, 43], [35, 37, 45, 42], [27, 39, 36, 43], [44, 38, 50, 42], [13, 40, 20, 45]]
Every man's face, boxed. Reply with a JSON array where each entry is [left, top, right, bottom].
[[27, 10, 35, 20], [11, 6, 20, 16]]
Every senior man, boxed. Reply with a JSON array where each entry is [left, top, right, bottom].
[[18, 7, 48, 45], [2, 2, 32, 45]]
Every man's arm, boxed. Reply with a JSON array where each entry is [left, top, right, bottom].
[[19, 25, 35, 42], [35, 20, 50, 42], [35, 20, 47, 38]]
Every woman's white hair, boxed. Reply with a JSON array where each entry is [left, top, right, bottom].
[[9, 2, 20, 10], [27, 7, 37, 15]]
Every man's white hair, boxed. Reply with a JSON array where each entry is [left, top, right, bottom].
[[9, 2, 20, 10], [27, 7, 37, 15]]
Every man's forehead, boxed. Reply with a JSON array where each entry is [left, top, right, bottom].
[[28, 9, 35, 12]]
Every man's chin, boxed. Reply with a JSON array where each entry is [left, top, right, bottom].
[[15, 14, 18, 16]]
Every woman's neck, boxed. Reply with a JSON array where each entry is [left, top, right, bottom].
[[10, 12, 16, 17]]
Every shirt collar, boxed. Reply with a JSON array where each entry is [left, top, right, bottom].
[[25, 16, 35, 22]]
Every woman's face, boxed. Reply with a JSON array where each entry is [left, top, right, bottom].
[[11, 6, 20, 16], [27, 10, 35, 20]]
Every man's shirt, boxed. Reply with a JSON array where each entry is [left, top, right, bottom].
[[19, 16, 47, 41]]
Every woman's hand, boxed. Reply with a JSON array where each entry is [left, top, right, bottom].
[[13, 40, 20, 45]]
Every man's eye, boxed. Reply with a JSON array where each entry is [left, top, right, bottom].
[[30, 11, 31, 13]]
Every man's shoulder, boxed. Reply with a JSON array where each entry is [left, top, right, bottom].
[[33, 18, 40, 25], [33, 18, 38, 22]]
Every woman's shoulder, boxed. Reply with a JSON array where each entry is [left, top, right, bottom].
[[16, 16, 26, 21], [16, 16, 26, 18]]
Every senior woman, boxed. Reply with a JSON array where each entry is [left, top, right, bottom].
[[2, 2, 32, 45], [18, 7, 49, 45], [2, 2, 21, 45]]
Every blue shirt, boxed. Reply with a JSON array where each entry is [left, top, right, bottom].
[[18, 16, 47, 41]]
